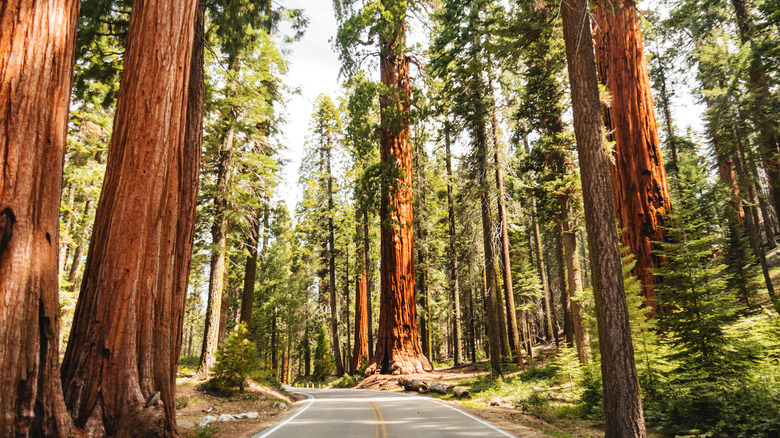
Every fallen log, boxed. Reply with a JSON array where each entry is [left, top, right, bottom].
[[429, 382, 450, 394], [398, 376, 429, 393], [452, 387, 471, 399]]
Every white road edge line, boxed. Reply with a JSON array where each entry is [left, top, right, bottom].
[[253, 391, 315, 438], [378, 389, 517, 438]]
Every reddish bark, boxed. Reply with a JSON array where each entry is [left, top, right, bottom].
[[0, 1, 80, 435], [365, 2, 432, 375], [59, 1, 198, 436], [352, 217, 370, 371], [560, 194, 591, 364], [593, 0, 672, 314]]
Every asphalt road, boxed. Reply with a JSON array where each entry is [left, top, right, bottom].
[[252, 386, 517, 438]]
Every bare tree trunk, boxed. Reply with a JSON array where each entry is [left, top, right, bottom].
[[327, 138, 344, 376], [352, 219, 369, 370], [60, 2, 199, 435], [240, 206, 264, 326], [556, 223, 575, 346], [445, 122, 463, 366], [0, 1, 80, 435], [66, 199, 94, 292], [560, 194, 591, 364], [561, 1, 646, 435], [366, 1, 432, 375], [532, 199, 558, 348], [594, 0, 672, 315], [489, 82, 523, 369]]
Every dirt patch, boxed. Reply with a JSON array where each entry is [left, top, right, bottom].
[[175, 377, 302, 437]]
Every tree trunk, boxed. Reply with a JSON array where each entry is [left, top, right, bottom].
[[60, 2, 199, 436], [532, 199, 558, 348], [365, 2, 432, 375], [593, 0, 672, 315], [352, 219, 369, 370], [445, 122, 463, 366], [327, 140, 344, 376], [489, 81, 523, 369], [556, 223, 575, 347], [560, 194, 591, 364], [0, 1, 80, 435], [240, 206, 263, 326], [561, 1, 647, 435]]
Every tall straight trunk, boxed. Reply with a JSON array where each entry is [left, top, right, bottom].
[[489, 81, 523, 368], [562, 1, 646, 435], [445, 122, 463, 365], [468, 284, 477, 363], [366, 1, 432, 375], [494, 268, 511, 360], [60, 2, 199, 436], [271, 305, 278, 372], [593, 0, 672, 315], [730, 0, 780, 221], [560, 194, 591, 364], [532, 199, 558, 348], [0, 0, 80, 435], [326, 139, 344, 376], [59, 184, 77, 277], [198, 57, 238, 376], [240, 205, 263, 326], [352, 219, 369, 370], [344, 244, 352, 372], [304, 321, 312, 377], [556, 223, 575, 346], [366, 212, 374, 359]]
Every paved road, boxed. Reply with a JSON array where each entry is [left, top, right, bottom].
[[253, 386, 516, 438]]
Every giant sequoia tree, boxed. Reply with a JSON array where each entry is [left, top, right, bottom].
[[0, 1, 80, 435], [335, 0, 432, 375], [593, 0, 672, 313], [59, 1, 199, 436]]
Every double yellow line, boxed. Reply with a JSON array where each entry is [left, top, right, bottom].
[[355, 394, 387, 438]]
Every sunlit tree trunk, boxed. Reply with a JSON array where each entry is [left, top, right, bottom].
[[60, 1, 199, 435], [366, 0, 432, 375], [0, 1, 80, 435], [593, 0, 672, 314], [326, 133, 345, 376], [240, 205, 264, 326], [561, 0, 646, 435]]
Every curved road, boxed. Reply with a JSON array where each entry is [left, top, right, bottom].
[[253, 386, 516, 438]]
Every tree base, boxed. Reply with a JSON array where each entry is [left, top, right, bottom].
[[364, 350, 433, 376]]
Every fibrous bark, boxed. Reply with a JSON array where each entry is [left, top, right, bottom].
[[365, 1, 432, 375], [60, 1, 199, 436], [559, 194, 591, 364], [561, 0, 646, 435], [352, 218, 370, 370], [0, 0, 80, 435], [593, 0, 672, 314]]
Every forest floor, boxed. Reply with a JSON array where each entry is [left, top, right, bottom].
[[175, 376, 302, 437]]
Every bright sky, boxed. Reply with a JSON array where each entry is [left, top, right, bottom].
[[275, 0, 705, 213], [277, 0, 342, 212]]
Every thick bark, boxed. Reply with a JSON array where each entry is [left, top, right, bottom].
[[560, 194, 591, 364], [365, 3, 432, 375], [445, 123, 463, 366], [593, 0, 672, 314], [0, 1, 80, 435], [60, 2, 199, 436], [352, 219, 370, 370], [561, 0, 646, 435]]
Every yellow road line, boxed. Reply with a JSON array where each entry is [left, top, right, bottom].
[[354, 393, 386, 438]]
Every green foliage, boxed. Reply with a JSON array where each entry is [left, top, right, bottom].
[[313, 325, 335, 381], [209, 323, 262, 391]]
